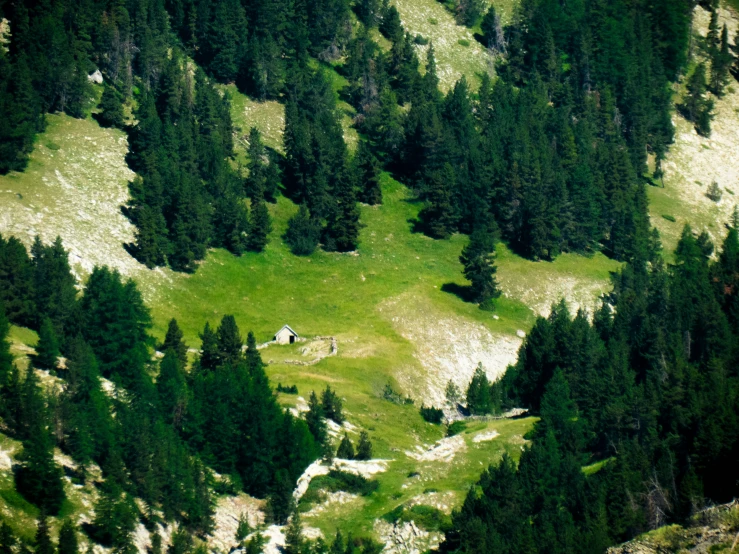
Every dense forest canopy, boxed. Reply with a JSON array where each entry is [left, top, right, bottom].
[[0, 0, 738, 550]]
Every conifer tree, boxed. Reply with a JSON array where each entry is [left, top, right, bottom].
[[99, 84, 125, 129], [324, 173, 362, 252], [356, 430, 373, 460], [35, 318, 59, 371], [283, 512, 304, 554], [216, 315, 243, 365], [285, 205, 321, 256], [354, 142, 383, 205], [0, 305, 12, 387], [34, 515, 54, 554], [466, 363, 492, 415], [419, 164, 458, 239], [246, 200, 272, 252], [159, 318, 188, 368], [460, 230, 501, 310], [198, 322, 219, 371], [15, 371, 66, 515], [58, 520, 79, 554], [336, 433, 355, 459], [681, 64, 714, 136], [306, 391, 327, 444], [246, 128, 268, 201], [710, 25, 732, 96], [321, 386, 344, 423], [0, 235, 36, 327], [157, 349, 187, 428], [0, 522, 16, 554]]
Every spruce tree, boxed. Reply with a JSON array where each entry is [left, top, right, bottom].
[[216, 315, 243, 365], [460, 230, 501, 310], [321, 386, 344, 424], [15, 371, 66, 515], [336, 433, 355, 459], [466, 363, 492, 415], [285, 205, 321, 256], [306, 391, 327, 444], [709, 25, 732, 96], [159, 318, 188, 368], [246, 127, 267, 201], [157, 349, 187, 427], [681, 64, 714, 136], [283, 511, 304, 554], [35, 318, 59, 371], [34, 515, 54, 554], [99, 84, 125, 129], [198, 322, 219, 370], [0, 304, 15, 386], [324, 173, 362, 252], [0, 522, 16, 554], [246, 200, 272, 252], [420, 164, 458, 239], [354, 142, 383, 205], [356, 430, 372, 460], [58, 520, 79, 554]]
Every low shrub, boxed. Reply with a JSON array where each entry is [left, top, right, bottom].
[[420, 405, 444, 424]]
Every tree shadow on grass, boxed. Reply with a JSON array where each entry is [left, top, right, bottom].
[[441, 282, 475, 303]]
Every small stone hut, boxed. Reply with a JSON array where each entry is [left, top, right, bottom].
[[274, 325, 299, 345]]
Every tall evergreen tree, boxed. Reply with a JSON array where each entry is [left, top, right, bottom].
[[246, 200, 272, 252], [58, 520, 79, 554], [35, 318, 59, 371], [284, 205, 321, 256], [460, 230, 501, 310], [159, 318, 188, 368]]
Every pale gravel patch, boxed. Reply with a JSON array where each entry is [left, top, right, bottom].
[[375, 520, 443, 554], [210, 494, 264, 552], [472, 429, 499, 443], [378, 292, 521, 406], [407, 490, 458, 514], [497, 273, 611, 318], [405, 434, 466, 463]]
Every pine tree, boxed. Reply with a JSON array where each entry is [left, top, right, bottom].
[[709, 25, 732, 96], [246, 200, 272, 252], [35, 318, 59, 370], [354, 142, 383, 205], [0, 304, 13, 387], [355, 431, 373, 461], [15, 371, 66, 515], [323, 172, 362, 252], [159, 318, 188, 368], [246, 127, 268, 201], [445, 380, 461, 406], [466, 363, 492, 415], [99, 84, 125, 129], [321, 386, 344, 423], [285, 205, 321, 256], [460, 230, 501, 310], [419, 164, 458, 239], [34, 514, 54, 554], [198, 322, 219, 370], [157, 349, 187, 428], [306, 391, 327, 444], [216, 315, 243, 365], [680, 64, 714, 136], [0, 234, 36, 327], [58, 520, 79, 554], [0, 522, 16, 554], [336, 433, 355, 459], [283, 511, 304, 554]]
